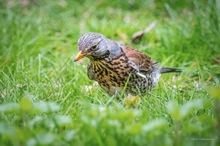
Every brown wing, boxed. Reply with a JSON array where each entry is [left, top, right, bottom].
[[122, 46, 158, 73]]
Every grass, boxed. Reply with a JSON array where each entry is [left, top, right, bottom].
[[0, 0, 220, 145]]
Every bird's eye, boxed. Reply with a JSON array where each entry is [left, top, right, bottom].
[[90, 44, 98, 51]]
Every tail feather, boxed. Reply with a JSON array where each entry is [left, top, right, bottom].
[[160, 67, 182, 74]]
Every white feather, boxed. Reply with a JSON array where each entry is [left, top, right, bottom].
[[136, 72, 146, 79]]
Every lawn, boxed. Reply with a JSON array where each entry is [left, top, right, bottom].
[[0, 0, 220, 145]]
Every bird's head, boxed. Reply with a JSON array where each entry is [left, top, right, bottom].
[[74, 32, 121, 62]]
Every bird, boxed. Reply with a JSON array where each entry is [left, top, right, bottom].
[[74, 32, 181, 96]]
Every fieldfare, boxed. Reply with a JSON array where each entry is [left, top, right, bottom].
[[74, 32, 181, 96]]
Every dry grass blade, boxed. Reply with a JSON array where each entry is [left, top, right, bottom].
[[116, 30, 128, 43], [131, 21, 157, 43]]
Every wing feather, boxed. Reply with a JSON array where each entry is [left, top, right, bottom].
[[122, 46, 158, 73]]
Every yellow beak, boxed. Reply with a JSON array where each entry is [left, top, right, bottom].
[[74, 51, 85, 62]]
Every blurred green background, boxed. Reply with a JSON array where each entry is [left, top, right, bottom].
[[0, 0, 220, 146]]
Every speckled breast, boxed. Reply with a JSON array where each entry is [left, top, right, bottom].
[[87, 55, 156, 96]]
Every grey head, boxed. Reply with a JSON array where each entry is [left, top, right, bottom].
[[74, 32, 121, 62]]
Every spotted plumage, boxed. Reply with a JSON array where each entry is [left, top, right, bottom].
[[74, 32, 181, 96]]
